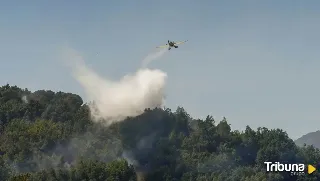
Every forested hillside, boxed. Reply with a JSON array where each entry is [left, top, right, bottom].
[[295, 131, 320, 149], [0, 84, 320, 181]]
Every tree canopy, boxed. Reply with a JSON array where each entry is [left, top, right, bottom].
[[0, 84, 319, 181]]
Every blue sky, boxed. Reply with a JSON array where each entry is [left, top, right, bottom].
[[1, 1, 320, 139]]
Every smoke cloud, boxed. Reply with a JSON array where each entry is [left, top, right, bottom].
[[62, 47, 167, 125], [21, 95, 28, 104]]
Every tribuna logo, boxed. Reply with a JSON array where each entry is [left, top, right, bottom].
[[264, 162, 305, 175]]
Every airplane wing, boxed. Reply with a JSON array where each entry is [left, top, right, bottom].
[[174, 40, 188, 45], [156, 45, 169, 48]]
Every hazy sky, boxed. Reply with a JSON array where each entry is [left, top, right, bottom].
[[1, 1, 319, 139]]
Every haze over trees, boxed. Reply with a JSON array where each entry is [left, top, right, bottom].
[[0, 84, 319, 181], [295, 131, 320, 149]]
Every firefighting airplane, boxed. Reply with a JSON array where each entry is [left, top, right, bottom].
[[156, 40, 188, 50]]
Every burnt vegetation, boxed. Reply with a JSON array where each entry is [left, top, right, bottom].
[[0, 84, 319, 181]]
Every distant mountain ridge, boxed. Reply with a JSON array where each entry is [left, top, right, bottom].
[[295, 130, 320, 149]]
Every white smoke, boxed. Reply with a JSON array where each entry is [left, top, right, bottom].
[[21, 95, 28, 104], [62, 47, 167, 125]]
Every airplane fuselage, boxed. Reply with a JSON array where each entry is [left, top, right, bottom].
[[167, 41, 178, 50], [157, 40, 185, 50]]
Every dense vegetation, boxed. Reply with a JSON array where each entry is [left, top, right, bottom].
[[0, 84, 319, 181]]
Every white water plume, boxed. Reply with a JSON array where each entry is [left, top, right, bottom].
[[141, 48, 167, 67], [62, 47, 167, 125]]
